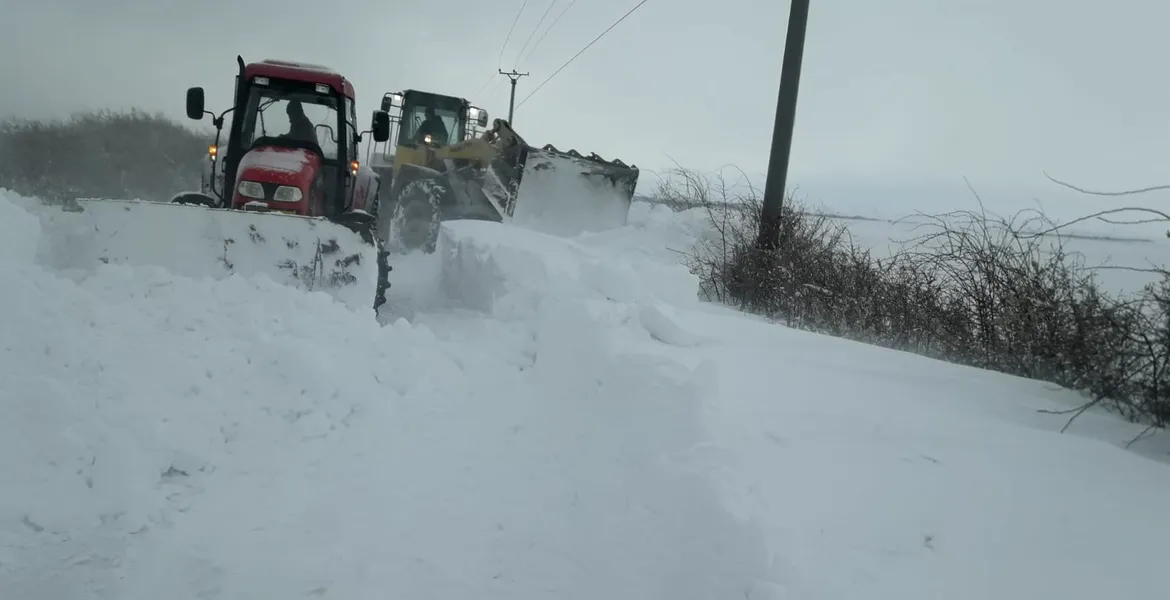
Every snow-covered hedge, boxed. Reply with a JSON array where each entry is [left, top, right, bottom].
[[653, 167, 1170, 434], [0, 109, 211, 203]]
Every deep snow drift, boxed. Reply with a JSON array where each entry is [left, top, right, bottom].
[[29, 197, 382, 312], [3, 189, 1169, 599]]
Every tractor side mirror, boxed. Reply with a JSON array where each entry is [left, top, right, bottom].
[[371, 110, 391, 143], [380, 95, 392, 113], [186, 87, 205, 120], [476, 108, 489, 128]]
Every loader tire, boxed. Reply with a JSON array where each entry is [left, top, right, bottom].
[[389, 177, 444, 253]]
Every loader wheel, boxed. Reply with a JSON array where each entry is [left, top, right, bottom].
[[389, 177, 444, 253]]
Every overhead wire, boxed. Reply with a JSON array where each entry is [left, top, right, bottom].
[[497, 0, 531, 70], [516, 0, 651, 109], [472, 71, 499, 98], [512, 0, 559, 67], [517, 0, 578, 69], [473, 0, 532, 99], [486, 76, 510, 101]]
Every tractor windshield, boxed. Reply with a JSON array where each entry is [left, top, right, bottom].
[[399, 95, 463, 147], [239, 80, 341, 160]]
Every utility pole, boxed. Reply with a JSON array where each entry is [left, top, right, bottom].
[[756, 0, 810, 251], [499, 69, 530, 124]]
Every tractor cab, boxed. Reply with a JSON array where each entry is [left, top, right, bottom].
[[184, 57, 390, 217]]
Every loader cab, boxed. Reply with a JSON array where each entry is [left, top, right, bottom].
[[379, 89, 489, 151]]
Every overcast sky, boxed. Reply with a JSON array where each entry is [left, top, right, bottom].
[[2, 0, 1168, 221]]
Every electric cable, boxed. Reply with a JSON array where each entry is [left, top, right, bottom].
[[518, 0, 578, 69], [498, 0, 531, 70], [513, 0, 559, 67], [516, 0, 650, 108]]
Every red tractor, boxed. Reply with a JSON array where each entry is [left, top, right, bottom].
[[176, 56, 393, 307]]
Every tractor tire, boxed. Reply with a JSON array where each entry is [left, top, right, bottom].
[[171, 192, 219, 207]]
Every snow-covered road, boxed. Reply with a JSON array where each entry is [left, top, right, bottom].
[[2, 191, 1168, 599]]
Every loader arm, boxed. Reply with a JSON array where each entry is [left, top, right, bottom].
[[432, 118, 527, 166]]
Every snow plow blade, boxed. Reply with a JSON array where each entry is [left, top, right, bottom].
[[49, 199, 387, 312], [508, 144, 639, 237]]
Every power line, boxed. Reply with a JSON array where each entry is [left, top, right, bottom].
[[474, 0, 533, 99], [472, 71, 499, 98], [498, 0, 531, 70], [513, 0, 559, 67], [518, 0, 578, 69], [486, 75, 510, 100], [516, 0, 650, 108]]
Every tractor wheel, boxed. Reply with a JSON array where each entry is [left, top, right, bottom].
[[171, 192, 219, 207]]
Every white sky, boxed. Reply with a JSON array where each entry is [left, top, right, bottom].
[[1, 0, 1168, 222]]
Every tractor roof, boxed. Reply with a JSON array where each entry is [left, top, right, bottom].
[[245, 59, 355, 99]]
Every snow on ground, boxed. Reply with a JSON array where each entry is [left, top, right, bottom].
[[3, 190, 1170, 599]]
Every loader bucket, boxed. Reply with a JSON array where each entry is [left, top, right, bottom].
[[508, 144, 639, 237], [378, 143, 638, 255], [45, 199, 388, 313]]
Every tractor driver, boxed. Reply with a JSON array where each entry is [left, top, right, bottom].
[[285, 100, 316, 143], [416, 105, 449, 146]]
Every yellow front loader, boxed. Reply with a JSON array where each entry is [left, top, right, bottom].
[[366, 89, 639, 253]]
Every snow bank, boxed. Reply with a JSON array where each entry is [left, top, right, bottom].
[[435, 218, 707, 349], [27, 197, 381, 313], [0, 189, 41, 265], [436, 201, 714, 313]]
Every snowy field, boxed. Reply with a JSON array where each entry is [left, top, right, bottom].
[[2, 188, 1169, 599], [829, 213, 1170, 297]]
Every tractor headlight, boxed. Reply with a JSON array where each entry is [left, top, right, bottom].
[[237, 180, 264, 199], [273, 186, 302, 202], [423, 134, 433, 144]]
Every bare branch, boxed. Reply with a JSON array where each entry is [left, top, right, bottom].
[[1044, 171, 1170, 197]]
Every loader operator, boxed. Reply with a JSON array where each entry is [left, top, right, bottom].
[[415, 105, 449, 146], [285, 100, 316, 143]]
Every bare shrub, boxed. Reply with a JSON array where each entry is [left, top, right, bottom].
[[0, 109, 211, 203], [655, 166, 1170, 430]]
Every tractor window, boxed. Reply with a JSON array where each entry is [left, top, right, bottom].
[[239, 84, 341, 160], [399, 101, 458, 147], [345, 97, 359, 157]]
